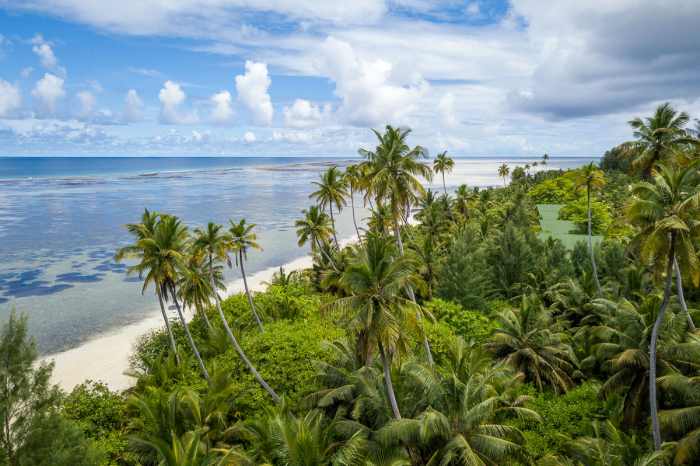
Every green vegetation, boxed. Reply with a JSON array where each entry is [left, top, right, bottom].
[[6, 102, 700, 465]]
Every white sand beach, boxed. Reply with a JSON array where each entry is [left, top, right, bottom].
[[44, 235, 361, 392]]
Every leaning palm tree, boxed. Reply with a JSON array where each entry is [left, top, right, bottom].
[[191, 222, 283, 404], [180, 255, 221, 332], [309, 166, 348, 250], [572, 162, 607, 298], [295, 205, 339, 271], [326, 233, 432, 419], [229, 218, 265, 333], [620, 160, 700, 450], [129, 214, 211, 386], [615, 102, 698, 180], [498, 163, 510, 186], [433, 151, 455, 222], [116, 208, 180, 364], [359, 125, 434, 363], [343, 164, 364, 245]]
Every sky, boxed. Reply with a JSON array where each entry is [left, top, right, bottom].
[[0, 0, 699, 157]]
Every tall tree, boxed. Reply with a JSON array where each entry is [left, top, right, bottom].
[[328, 234, 431, 419], [622, 160, 700, 450], [229, 218, 265, 333], [130, 214, 212, 386], [359, 125, 435, 363], [295, 205, 339, 271], [615, 102, 698, 180], [309, 166, 348, 250], [191, 222, 282, 404], [498, 163, 510, 186], [343, 164, 364, 244], [116, 208, 180, 364], [433, 151, 456, 222], [542, 153, 550, 170], [572, 162, 607, 298]]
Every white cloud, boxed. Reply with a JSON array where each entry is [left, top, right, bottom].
[[158, 81, 199, 125], [235, 61, 273, 126], [20, 67, 34, 78], [31, 73, 66, 118], [207, 90, 235, 125], [0, 80, 23, 118], [282, 99, 331, 127], [129, 67, 165, 78], [124, 89, 146, 122], [244, 131, 256, 142], [318, 36, 428, 127], [30, 34, 67, 78], [88, 80, 104, 93], [76, 90, 97, 118], [435, 93, 460, 128]]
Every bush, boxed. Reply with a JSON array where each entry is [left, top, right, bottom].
[[216, 317, 345, 417], [423, 298, 493, 346], [513, 383, 604, 460], [559, 197, 611, 235]]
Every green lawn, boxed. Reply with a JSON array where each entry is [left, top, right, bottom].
[[536, 204, 603, 249]]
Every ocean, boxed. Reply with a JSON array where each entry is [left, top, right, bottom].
[[0, 156, 594, 355]]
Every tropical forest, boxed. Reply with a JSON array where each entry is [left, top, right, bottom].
[[3, 102, 700, 466]]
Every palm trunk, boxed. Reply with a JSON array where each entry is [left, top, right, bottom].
[[588, 188, 602, 298], [350, 189, 363, 245], [198, 301, 214, 332], [378, 338, 401, 419], [169, 285, 211, 387], [329, 204, 340, 250], [675, 258, 696, 331], [650, 234, 675, 451], [314, 238, 338, 272], [157, 291, 180, 364], [208, 258, 282, 403], [240, 250, 264, 333], [443, 173, 455, 222], [392, 200, 433, 364]]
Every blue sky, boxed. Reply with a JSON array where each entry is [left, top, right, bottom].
[[1, 0, 699, 157]]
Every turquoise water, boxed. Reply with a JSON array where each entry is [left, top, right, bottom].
[[0, 156, 593, 354]]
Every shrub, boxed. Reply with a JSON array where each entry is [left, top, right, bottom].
[[216, 317, 345, 417], [513, 383, 604, 460], [423, 298, 493, 346]]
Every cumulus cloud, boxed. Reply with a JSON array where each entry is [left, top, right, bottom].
[[20, 67, 34, 78], [235, 61, 273, 126], [30, 34, 67, 78], [0, 80, 23, 118], [31, 73, 66, 118], [506, 0, 700, 119], [244, 131, 256, 142], [318, 36, 428, 127], [158, 81, 199, 125], [435, 93, 461, 128], [124, 89, 146, 122], [207, 90, 235, 125], [76, 90, 97, 118], [282, 99, 331, 127]]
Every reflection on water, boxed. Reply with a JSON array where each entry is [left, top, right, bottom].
[[0, 156, 591, 355]]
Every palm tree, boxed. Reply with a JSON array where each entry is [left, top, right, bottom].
[[359, 125, 434, 363], [433, 151, 455, 222], [127, 214, 211, 386], [615, 102, 698, 180], [542, 153, 550, 170], [675, 258, 696, 331], [621, 160, 700, 450], [309, 166, 348, 250], [525, 163, 531, 175], [343, 164, 364, 245], [229, 218, 265, 333], [295, 205, 339, 270], [572, 162, 607, 298], [116, 208, 180, 364], [191, 222, 283, 405], [532, 161, 538, 173], [498, 163, 510, 186], [484, 296, 577, 395], [180, 255, 221, 332], [326, 234, 431, 419]]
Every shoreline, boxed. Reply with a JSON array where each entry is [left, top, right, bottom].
[[44, 234, 360, 393]]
